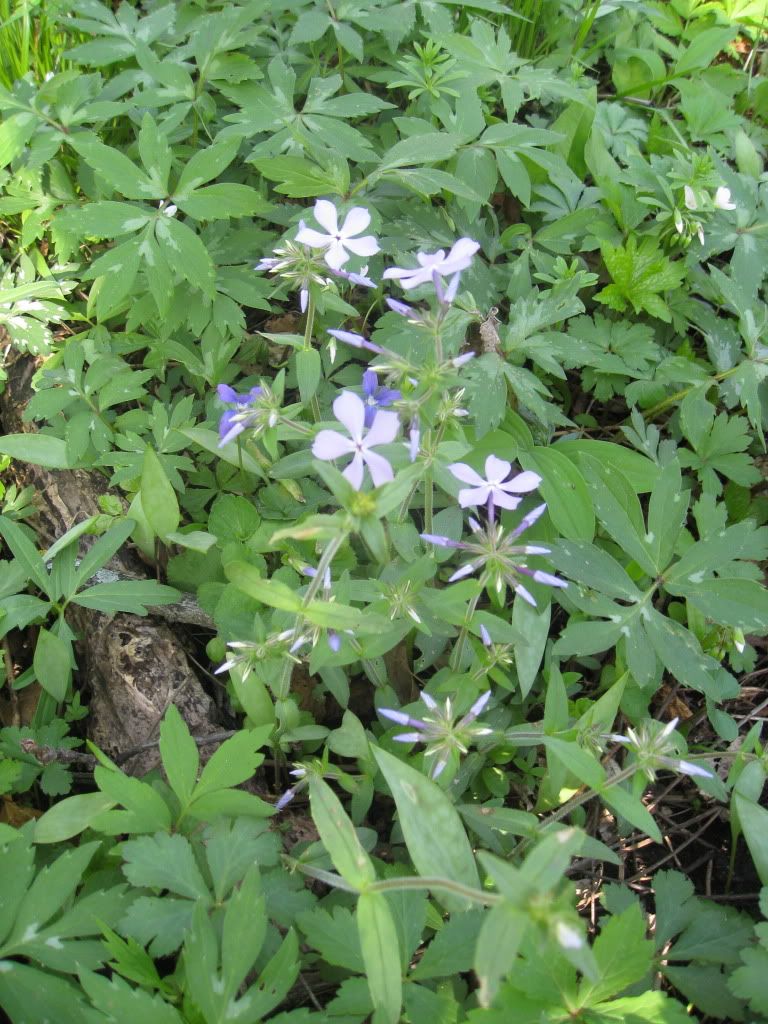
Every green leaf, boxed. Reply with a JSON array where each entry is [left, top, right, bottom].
[[93, 765, 172, 835], [373, 747, 479, 910], [644, 610, 720, 697], [734, 794, 768, 886], [376, 132, 460, 171], [0, 433, 71, 469], [155, 216, 215, 297], [552, 540, 641, 601], [667, 578, 768, 633], [10, 840, 99, 940], [296, 347, 322, 404], [555, 440, 659, 492], [600, 783, 661, 842], [70, 132, 162, 200], [181, 427, 266, 476], [357, 890, 402, 1024], [78, 969, 185, 1024], [175, 183, 269, 220], [475, 902, 528, 1008], [221, 864, 267, 1000], [520, 447, 594, 541], [225, 561, 302, 612], [174, 136, 240, 197], [308, 775, 375, 889], [34, 792, 117, 844], [140, 447, 180, 540], [57, 201, 153, 238], [159, 705, 199, 806], [121, 833, 209, 900], [511, 598, 549, 698], [193, 727, 270, 799], [0, 112, 37, 169], [298, 906, 364, 971], [71, 580, 180, 616], [578, 904, 653, 1007], [33, 627, 71, 701], [0, 515, 51, 596], [595, 236, 685, 322], [0, 962, 98, 1024], [579, 455, 657, 576]]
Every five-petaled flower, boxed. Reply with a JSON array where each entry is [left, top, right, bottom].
[[448, 455, 541, 510], [312, 391, 399, 489], [295, 200, 380, 271], [383, 237, 479, 292], [362, 370, 401, 428], [607, 717, 713, 783], [216, 384, 263, 447]]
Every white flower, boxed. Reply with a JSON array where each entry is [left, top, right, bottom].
[[295, 199, 379, 271], [448, 455, 541, 510], [714, 186, 736, 210], [312, 391, 399, 489], [683, 186, 699, 211], [382, 237, 480, 290]]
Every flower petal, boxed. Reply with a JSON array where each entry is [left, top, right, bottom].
[[501, 470, 541, 494], [324, 240, 350, 270], [343, 452, 365, 490], [333, 391, 365, 440], [458, 485, 491, 508], [339, 206, 371, 237], [362, 370, 378, 397], [441, 237, 480, 273], [217, 384, 239, 403], [484, 455, 512, 482], [295, 226, 331, 248], [364, 408, 400, 447], [312, 429, 355, 460], [313, 199, 339, 235], [510, 503, 548, 539], [344, 234, 380, 258], [363, 449, 394, 487], [491, 488, 523, 511], [448, 462, 486, 487]]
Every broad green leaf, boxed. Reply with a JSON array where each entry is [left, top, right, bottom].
[[194, 727, 271, 799], [511, 598, 549, 698], [577, 904, 653, 1007], [647, 460, 689, 571], [70, 518, 135, 592], [0, 112, 37, 169], [0, 515, 52, 596], [140, 447, 180, 540], [34, 793, 117, 844], [579, 455, 657, 576], [475, 903, 528, 1008], [174, 136, 241, 197], [175, 183, 269, 220], [10, 841, 99, 939], [308, 775, 375, 889], [225, 561, 302, 612], [667, 578, 768, 633], [0, 962, 99, 1024], [0, 835, 35, 944], [181, 427, 266, 476], [542, 737, 606, 790], [297, 906, 364, 971], [121, 833, 209, 900], [644, 610, 721, 697], [0, 433, 71, 470], [71, 580, 180, 616], [734, 795, 768, 886], [357, 891, 402, 1024], [33, 627, 71, 701], [296, 347, 322, 404], [555, 440, 659, 492], [551, 540, 641, 601], [376, 132, 460, 171], [92, 765, 172, 835], [221, 864, 267, 999], [159, 705, 199, 805], [69, 133, 162, 200], [155, 216, 215, 297], [57, 201, 153, 238], [521, 447, 594, 541], [78, 969, 185, 1024], [600, 783, 661, 842], [373, 747, 479, 910]]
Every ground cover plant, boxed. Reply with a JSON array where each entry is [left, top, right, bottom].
[[0, 0, 767, 1020]]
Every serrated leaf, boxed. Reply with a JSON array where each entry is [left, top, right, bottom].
[[578, 904, 653, 1006], [193, 726, 270, 799], [159, 705, 199, 805], [121, 833, 209, 900], [34, 792, 117, 844]]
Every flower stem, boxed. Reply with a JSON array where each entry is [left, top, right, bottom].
[[449, 587, 481, 671]]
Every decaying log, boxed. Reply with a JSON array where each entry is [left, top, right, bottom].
[[0, 352, 220, 774]]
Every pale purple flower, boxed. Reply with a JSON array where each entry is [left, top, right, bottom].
[[448, 455, 541, 510], [421, 500, 567, 606], [332, 265, 377, 288], [451, 352, 475, 369], [383, 238, 480, 291], [379, 690, 492, 778], [217, 383, 263, 447], [327, 329, 384, 355], [312, 391, 399, 489], [362, 370, 401, 428], [386, 297, 417, 318], [607, 717, 714, 782], [295, 200, 379, 271]]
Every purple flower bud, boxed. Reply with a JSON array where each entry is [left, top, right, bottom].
[[386, 297, 416, 317], [275, 787, 297, 810], [480, 624, 492, 647], [327, 329, 384, 355], [451, 351, 475, 368]]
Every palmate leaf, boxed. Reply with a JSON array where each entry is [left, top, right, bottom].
[[595, 237, 686, 322]]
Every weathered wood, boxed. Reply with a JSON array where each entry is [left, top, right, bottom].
[[0, 352, 219, 773]]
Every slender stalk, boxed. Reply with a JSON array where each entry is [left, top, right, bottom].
[[449, 587, 482, 672]]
